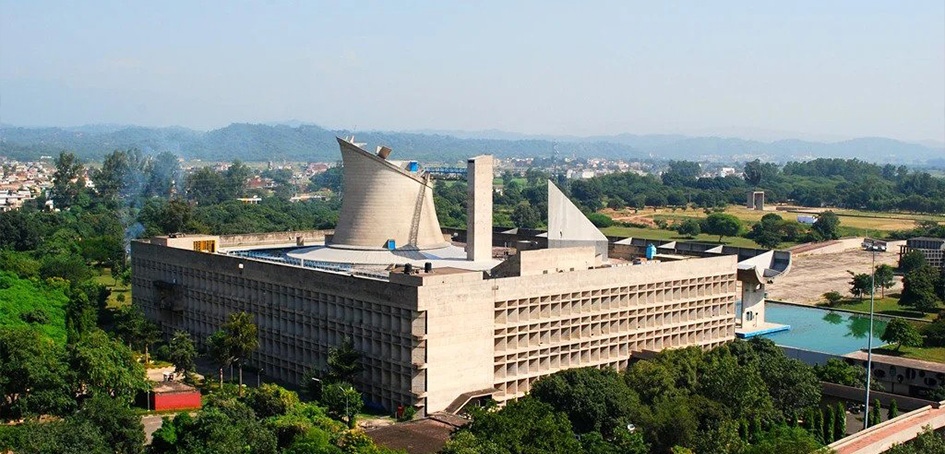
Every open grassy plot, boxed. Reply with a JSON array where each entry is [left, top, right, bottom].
[[829, 294, 938, 321], [875, 345, 945, 364], [93, 268, 132, 308], [599, 225, 775, 248], [604, 204, 943, 236]]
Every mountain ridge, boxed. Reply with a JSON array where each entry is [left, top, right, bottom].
[[1, 123, 941, 165]]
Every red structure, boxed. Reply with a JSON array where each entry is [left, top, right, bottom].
[[150, 381, 202, 411]]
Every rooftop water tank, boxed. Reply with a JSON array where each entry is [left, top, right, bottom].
[[645, 244, 657, 260]]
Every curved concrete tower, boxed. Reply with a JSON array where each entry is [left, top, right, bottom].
[[329, 137, 447, 250]]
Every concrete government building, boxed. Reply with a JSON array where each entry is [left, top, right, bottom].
[[132, 137, 791, 415]]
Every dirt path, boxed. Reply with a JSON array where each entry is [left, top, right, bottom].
[[768, 241, 904, 305]]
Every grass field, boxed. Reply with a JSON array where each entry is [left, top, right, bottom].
[[93, 268, 132, 308], [828, 294, 939, 321], [875, 345, 945, 364], [600, 204, 944, 246], [599, 225, 777, 248], [610, 205, 943, 233]]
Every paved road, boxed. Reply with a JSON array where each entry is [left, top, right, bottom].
[[142, 414, 168, 444]]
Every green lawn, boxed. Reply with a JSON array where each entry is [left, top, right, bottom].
[[875, 345, 945, 364], [829, 294, 939, 321], [600, 225, 786, 249], [93, 268, 132, 308]]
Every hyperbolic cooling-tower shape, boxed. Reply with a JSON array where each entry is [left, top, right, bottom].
[[329, 137, 448, 250]]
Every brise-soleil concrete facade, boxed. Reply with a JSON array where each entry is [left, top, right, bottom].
[[132, 137, 790, 415], [132, 238, 739, 414]]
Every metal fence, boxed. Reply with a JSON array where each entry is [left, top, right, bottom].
[[227, 250, 390, 280]]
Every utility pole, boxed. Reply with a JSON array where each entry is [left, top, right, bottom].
[[863, 249, 876, 429]]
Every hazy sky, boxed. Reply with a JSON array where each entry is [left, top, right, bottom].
[[2, 1, 943, 143]]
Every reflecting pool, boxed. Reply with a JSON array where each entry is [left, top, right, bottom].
[[759, 302, 888, 355]]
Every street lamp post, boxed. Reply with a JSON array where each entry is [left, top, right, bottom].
[[311, 377, 323, 399], [863, 249, 876, 429]]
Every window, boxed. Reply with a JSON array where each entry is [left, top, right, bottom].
[[193, 240, 216, 253]]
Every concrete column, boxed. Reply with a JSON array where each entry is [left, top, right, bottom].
[[741, 282, 766, 328], [467, 156, 494, 262]]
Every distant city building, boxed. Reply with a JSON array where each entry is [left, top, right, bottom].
[[236, 196, 262, 204]]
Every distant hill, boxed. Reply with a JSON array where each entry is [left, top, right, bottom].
[[1, 123, 941, 165]]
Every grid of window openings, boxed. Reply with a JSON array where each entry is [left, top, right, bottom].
[[133, 257, 426, 412], [492, 272, 737, 400]]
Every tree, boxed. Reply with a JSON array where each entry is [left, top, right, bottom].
[[814, 358, 870, 388], [64, 282, 103, 343], [459, 398, 584, 454], [530, 367, 639, 438], [697, 348, 774, 421], [511, 203, 540, 228], [165, 330, 197, 376], [145, 152, 180, 198], [186, 167, 227, 205], [309, 166, 343, 193], [207, 330, 235, 389], [888, 399, 899, 420], [881, 319, 923, 351], [812, 211, 841, 240], [325, 337, 362, 384], [753, 227, 782, 249], [875, 264, 896, 298], [41, 253, 92, 284], [900, 265, 941, 312], [899, 250, 928, 274], [823, 291, 843, 307], [677, 219, 701, 238], [149, 398, 277, 454], [0, 210, 41, 251], [113, 305, 162, 364], [744, 160, 764, 186], [850, 273, 873, 300], [0, 327, 74, 419], [750, 213, 785, 249], [161, 199, 193, 234], [75, 393, 145, 454], [224, 160, 251, 199], [668, 161, 702, 180], [52, 152, 85, 210], [16, 418, 110, 454], [743, 426, 823, 454], [624, 360, 677, 404], [321, 382, 363, 428], [870, 399, 882, 426], [884, 427, 945, 454], [68, 329, 149, 403], [245, 383, 299, 419], [221, 311, 259, 396], [702, 213, 742, 243], [586, 213, 615, 228], [835, 402, 846, 441], [823, 406, 835, 443], [92, 150, 132, 203], [745, 338, 820, 419]]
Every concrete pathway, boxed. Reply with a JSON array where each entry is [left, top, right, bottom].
[[830, 403, 945, 454], [142, 414, 169, 444]]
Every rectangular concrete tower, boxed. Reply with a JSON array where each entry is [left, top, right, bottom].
[[467, 155, 494, 261]]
